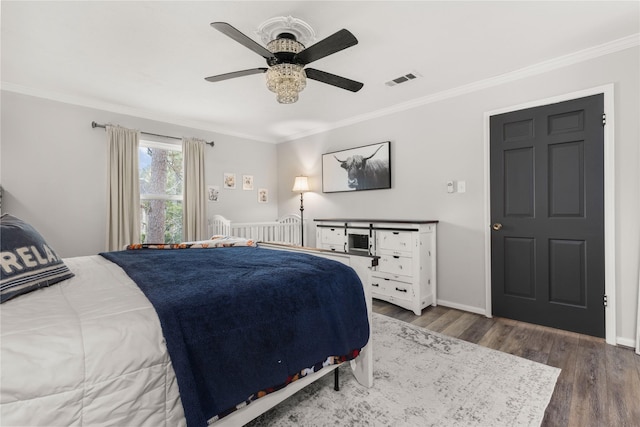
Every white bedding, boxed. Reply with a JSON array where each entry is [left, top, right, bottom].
[[0, 255, 186, 426], [1, 248, 375, 427]]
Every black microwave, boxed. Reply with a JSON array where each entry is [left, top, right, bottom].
[[348, 232, 369, 254]]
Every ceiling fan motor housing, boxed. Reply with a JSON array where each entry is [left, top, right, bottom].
[[266, 33, 305, 66]]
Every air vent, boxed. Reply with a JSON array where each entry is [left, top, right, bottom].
[[385, 71, 422, 87]]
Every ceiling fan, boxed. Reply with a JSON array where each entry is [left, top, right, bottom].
[[205, 21, 364, 104]]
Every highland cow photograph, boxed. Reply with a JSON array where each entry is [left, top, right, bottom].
[[322, 141, 391, 193]]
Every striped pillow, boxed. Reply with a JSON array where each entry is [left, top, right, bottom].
[[0, 214, 74, 303]]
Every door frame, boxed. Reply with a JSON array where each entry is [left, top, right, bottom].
[[483, 84, 616, 345]]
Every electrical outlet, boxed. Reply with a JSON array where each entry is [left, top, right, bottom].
[[458, 181, 466, 193]]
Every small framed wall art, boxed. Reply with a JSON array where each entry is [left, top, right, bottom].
[[258, 188, 268, 203], [243, 175, 254, 190], [223, 173, 236, 189], [207, 185, 220, 202]]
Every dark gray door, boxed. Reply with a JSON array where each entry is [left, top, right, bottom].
[[490, 94, 605, 337]]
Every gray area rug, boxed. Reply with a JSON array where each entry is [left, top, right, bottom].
[[246, 313, 560, 426]]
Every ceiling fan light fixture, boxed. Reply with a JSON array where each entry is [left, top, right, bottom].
[[266, 63, 307, 104]]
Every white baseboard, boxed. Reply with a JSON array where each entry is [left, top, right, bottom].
[[616, 337, 636, 348], [436, 299, 488, 317]]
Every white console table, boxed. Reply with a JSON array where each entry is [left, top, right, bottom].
[[315, 219, 438, 315]]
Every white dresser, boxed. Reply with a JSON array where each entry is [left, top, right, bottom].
[[315, 219, 437, 315]]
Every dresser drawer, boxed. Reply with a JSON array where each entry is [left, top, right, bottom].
[[378, 254, 413, 277], [319, 227, 345, 245], [321, 243, 344, 252], [377, 230, 413, 253], [371, 276, 414, 302]]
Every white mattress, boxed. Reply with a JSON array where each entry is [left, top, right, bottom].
[[0, 255, 186, 426]]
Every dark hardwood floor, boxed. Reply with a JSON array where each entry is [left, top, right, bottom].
[[372, 300, 640, 427]]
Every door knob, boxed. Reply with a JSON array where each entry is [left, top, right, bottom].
[[492, 223, 503, 231]]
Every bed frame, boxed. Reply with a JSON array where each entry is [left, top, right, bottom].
[[213, 243, 375, 426]]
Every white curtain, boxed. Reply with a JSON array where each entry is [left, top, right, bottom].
[[106, 125, 140, 251], [182, 137, 207, 241]]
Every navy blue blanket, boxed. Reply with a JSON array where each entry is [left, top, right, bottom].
[[100, 246, 369, 427]]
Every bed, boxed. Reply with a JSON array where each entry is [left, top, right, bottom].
[[0, 214, 374, 426]]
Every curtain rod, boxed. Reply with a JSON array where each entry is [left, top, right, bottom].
[[91, 121, 214, 147]]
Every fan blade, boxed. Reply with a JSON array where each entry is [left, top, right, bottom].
[[205, 68, 268, 82], [295, 29, 358, 65], [211, 22, 275, 60], [305, 68, 363, 92]]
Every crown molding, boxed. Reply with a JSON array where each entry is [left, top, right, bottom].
[[277, 33, 639, 143], [0, 82, 278, 144]]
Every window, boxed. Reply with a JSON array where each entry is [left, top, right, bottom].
[[139, 140, 183, 243]]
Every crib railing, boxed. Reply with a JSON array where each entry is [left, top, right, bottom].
[[209, 214, 302, 246]]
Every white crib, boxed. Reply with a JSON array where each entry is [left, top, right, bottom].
[[209, 214, 302, 246]]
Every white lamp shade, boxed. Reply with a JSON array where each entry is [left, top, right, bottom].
[[292, 176, 310, 192]]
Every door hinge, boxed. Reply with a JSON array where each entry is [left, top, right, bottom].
[[603, 294, 608, 307], [602, 113, 606, 126]]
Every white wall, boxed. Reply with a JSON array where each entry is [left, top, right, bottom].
[[277, 47, 640, 344], [0, 91, 278, 257]]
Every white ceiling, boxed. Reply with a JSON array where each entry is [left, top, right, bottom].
[[2, 1, 639, 143]]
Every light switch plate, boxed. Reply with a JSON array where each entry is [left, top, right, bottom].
[[447, 180, 455, 193]]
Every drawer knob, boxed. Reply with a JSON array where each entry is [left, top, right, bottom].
[[395, 287, 407, 293]]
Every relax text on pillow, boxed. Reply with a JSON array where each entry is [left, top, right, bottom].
[[1, 244, 62, 274]]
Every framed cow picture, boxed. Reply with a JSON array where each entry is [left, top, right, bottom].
[[322, 141, 391, 193]]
